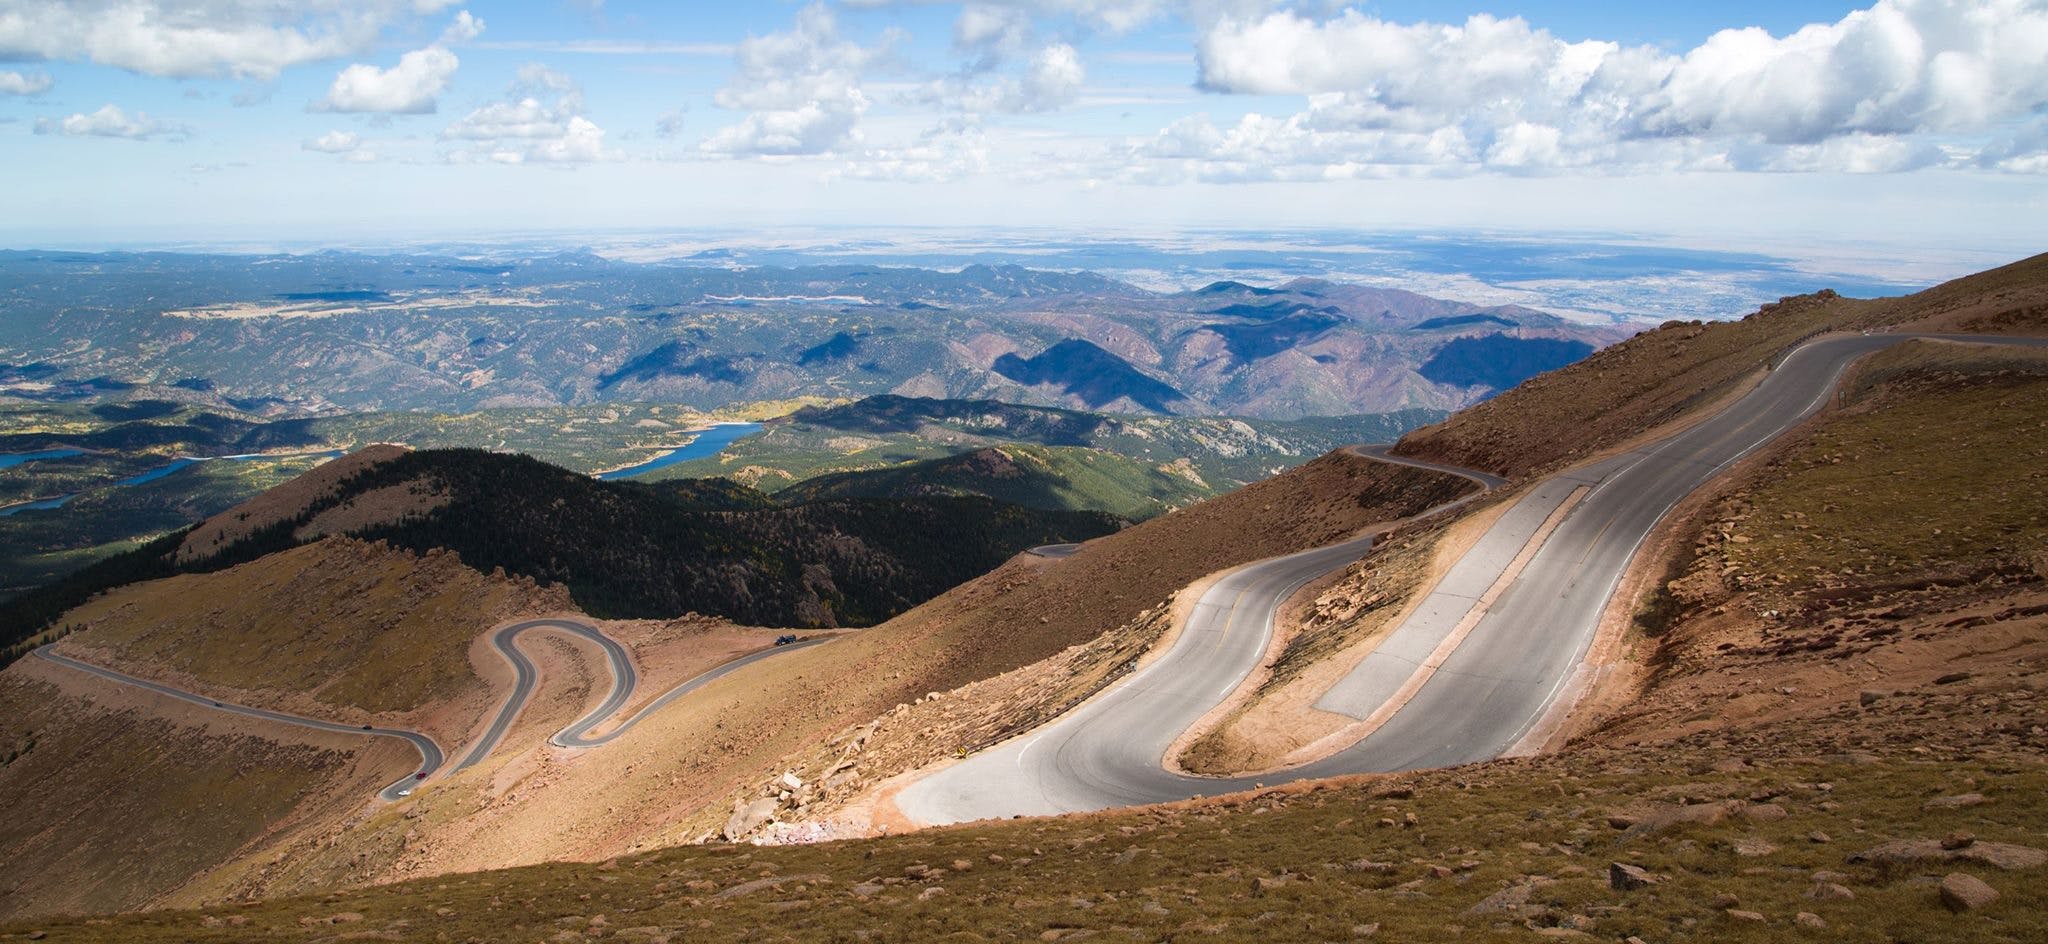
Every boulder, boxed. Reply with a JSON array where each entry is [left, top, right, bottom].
[[1939, 873, 1998, 912], [1608, 863, 1663, 891]]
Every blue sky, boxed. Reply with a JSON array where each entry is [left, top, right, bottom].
[[1, 1, 2044, 252]]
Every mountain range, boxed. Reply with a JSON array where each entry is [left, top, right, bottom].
[[0, 252, 1628, 420]]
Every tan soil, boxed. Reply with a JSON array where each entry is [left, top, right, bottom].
[[175, 444, 409, 563], [293, 479, 449, 541]]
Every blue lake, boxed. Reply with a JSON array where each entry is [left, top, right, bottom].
[[0, 448, 87, 470], [596, 423, 764, 480]]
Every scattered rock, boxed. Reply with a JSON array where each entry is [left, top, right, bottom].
[[1467, 878, 1552, 915], [1924, 793, 1988, 810], [1608, 863, 1664, 891], [715, 873, 825, 901], [723, 797, 778, 841], [1734, 837, 1779, 857], [1710, 893, 1742, 910], [1939, 873, 1998, 912], [1942, 832, 1977, 850], [919, 887, 946, 901], [1725, 909, 1766, 923], [1858, 690, 1887, 707], [330, 912, 364, 924], [1807, 882, 1855, 902], [1934, 672, 1972, 685], [1850, 839, 2046, 870], [1795, 912, 1827, 929], [1807, 831, 1832, 844]]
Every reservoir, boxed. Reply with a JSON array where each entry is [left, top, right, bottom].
[[596, 422, 764, 480]]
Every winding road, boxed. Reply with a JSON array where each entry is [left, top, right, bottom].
[[33, 644, 442, 802], [37, 618, 832, 801], [896, 333, 2044, 825]]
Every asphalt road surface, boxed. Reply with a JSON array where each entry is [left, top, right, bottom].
[[38, 619, 834, 800], [897, 333, 2042, 825], [34, 644, 443, 802]]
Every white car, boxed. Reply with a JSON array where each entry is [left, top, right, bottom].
[[397, 789, 413, 798]]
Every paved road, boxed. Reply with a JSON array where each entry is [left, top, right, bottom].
[[38, 618, 834, 800], [897, 333, 2042, 825], [34, 645, 442, 802], [465, 619, 837, 762], [1026, 543, 1084, 559]]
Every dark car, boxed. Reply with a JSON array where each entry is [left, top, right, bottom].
[[774, 634, 799, 646], [415, 772, 427, 780], [361, 724, 373, 730]]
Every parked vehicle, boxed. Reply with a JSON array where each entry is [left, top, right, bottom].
[[774, 634, 799, 646]]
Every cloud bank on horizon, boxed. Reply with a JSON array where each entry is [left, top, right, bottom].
[[0, 0, 2044, 238]]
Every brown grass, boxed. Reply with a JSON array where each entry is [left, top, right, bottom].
[[1396, 252, 2048, 481], [0, 674, 371, 922], [176, 444, 410, 563], [63, 537, 567, 715]]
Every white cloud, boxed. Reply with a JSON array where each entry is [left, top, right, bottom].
[[314, 45, 458, 113], [0, 69, 53, 95], [438, 9, 484, 45], [33, 103, 188, 140], [443, 64, 614, 163], [1173, 0, 2048, 178], [0, 0, 458, 80], [914, 41, 1086, 114], [313, 10, 477, 114], [702, 3, 899, 156], [303, 129, 360, 153]]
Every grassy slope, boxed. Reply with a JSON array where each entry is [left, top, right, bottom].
[[1396, 251, 2048, 480], [0, 675, 367, 922], [64, 537, 564, 714], [17, 319, 2048, 943]]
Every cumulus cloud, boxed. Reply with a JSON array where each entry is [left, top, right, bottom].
[[915, 41, 1086, 113], [303, 129, 359, 153], [0, 0, 459, 80], [313, 10, 478, 114], [33, 103, 188, 140], [443, 64, 614, 163], [0, 70, 53, 95], [438, 9, 485, 45], [1168, 0, 2048, 178], [702, 3, 900, 156]]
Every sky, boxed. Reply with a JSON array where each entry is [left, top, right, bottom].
[[1, 0, 2045, 253]]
